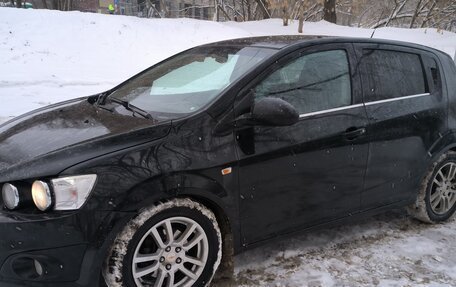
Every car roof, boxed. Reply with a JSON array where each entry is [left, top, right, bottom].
[[202, 35, 329, 49], [201, 35, 444, 56]]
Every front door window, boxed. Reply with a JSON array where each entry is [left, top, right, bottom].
[[254, 50, 352, 114]]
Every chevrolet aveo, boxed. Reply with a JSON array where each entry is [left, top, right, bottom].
[[1, 36, 456, 287]]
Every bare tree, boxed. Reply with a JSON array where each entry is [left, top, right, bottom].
[[255, 0, 271, 18], [298, 1, 305, 32], [260, 0, 455, 31], [359, 0, 455, 31], [268, 0, 292, 25], [409, 0, 423, 27], [159, 0, 169, 17], [282, 1, 290, 25]]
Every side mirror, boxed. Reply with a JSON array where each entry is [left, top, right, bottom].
[[250, 97, 299, 126]]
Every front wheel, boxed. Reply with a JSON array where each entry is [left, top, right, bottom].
[[409, 151, 456, 223], [104, 198, 222, 287]]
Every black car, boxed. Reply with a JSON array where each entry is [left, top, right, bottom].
[[1, 36, 456, 287]]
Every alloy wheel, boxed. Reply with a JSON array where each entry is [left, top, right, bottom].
[[430, 162, 456, 215], [132, 217, 209, 287]]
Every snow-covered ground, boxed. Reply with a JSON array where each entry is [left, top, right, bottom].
[[1, 7, 456, 287], [230, 211, 456, 287]]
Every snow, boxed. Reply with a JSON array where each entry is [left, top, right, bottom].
[[1, 7, 456, 287], [230, 211, 456, 287]]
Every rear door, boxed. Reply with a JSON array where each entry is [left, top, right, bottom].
[[355, 44, 447, 209]]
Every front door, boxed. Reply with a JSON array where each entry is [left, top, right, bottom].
[[236, 44, 369, 245]]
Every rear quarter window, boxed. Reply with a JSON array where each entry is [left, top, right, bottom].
[[360, 49, 427, 102], [425, 56, 442, 94]]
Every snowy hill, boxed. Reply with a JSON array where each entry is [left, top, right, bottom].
[[0, 7, 455, 123]]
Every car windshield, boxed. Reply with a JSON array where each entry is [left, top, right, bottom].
[[108, 46, 276, 115]]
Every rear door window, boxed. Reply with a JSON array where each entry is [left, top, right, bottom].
[[360, 49, 427, 102]]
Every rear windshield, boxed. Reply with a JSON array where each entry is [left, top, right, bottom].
[[109, 46, 276, 114]]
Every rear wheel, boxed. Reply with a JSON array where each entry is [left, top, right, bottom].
[[104, 198, 222, 287], [409, 151, 456, 223]]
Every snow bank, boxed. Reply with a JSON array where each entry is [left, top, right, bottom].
[[0, 7, 455, 121]]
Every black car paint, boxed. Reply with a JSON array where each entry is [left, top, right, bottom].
[[235, 41, 370, 243], [0, 36, 455, 286], [354, 43, 448, 210]]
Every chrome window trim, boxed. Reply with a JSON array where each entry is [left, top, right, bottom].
[[364, 93, 430, 106], [299, 104, 363, 119], [298, 93, 431, 119]]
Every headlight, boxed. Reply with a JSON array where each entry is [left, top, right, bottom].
[[51, 174, 97, 210], [32, 181, 53, 211], [2, 183, 20, 210]]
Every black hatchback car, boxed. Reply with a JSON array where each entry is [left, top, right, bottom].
[[1, 36, 456, 287]]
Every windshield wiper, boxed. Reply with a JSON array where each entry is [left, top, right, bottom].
[[109, 97, 154, 120], [95, 91, 110, 105]]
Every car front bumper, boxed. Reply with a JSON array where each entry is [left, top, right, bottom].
[[0, 209, 135, 287]]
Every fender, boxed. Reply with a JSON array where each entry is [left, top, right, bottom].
[[115, 172, 241, 252]]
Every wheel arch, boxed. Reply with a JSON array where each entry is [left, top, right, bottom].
[[428, 131, 456, 162], [108, 171, 239, 279], [175, 194, 236, 280], [180, 194, 232, 240]]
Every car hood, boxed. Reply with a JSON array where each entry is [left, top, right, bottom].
[[0, 97, 171, 182]]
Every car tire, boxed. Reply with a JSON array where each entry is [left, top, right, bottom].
[[103, 198, 222, 287], [408, 151, 456, 223]]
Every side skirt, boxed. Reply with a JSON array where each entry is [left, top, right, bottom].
[[238, 199, 414, 254]]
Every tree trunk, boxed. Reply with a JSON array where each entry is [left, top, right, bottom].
[[214, 0, 219, 21], [159, 0, 168, 17], [282, 1, 288, 26], [420, 1, 436, 28], [298, 2, 304, 33], [409, 0, 423, 28], [42, 0, 48, 9], [241, 0, 246, 21], [16, 0, 22, 8], [298, 14, 304, 33], [323, 0, 337, 23], [219, 5, 232, 20], [148, 0, 162, 18]]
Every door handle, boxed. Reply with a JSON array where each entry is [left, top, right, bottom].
[[344, 127, 366, 140]]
